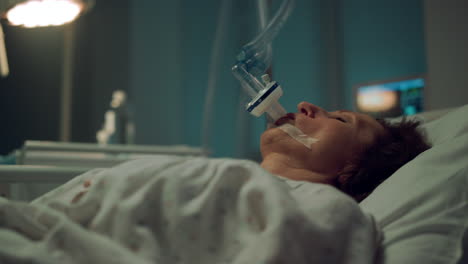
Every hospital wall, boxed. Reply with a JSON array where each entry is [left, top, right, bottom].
[[128, 0, 328, 159], [339, 0, 427, 110], [424, 0, 468, 110], [0, 0, 451, 160], [128, 0, 428, 158]]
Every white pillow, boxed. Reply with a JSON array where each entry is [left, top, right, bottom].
[[360, 104, 468, 264]]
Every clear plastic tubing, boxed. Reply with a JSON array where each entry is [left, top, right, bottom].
[[232, 0, 295, 121]]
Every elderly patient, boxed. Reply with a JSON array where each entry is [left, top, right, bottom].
[[260, 101, 431, 201], [0, 101, 434, 264]]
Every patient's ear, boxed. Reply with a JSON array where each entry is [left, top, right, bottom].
[[336, 162, 355, 187], [335, 162, 364, 200], [336, 161, 375, 202]]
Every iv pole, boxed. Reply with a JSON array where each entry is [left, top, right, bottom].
[[59, 23, 75, 142]]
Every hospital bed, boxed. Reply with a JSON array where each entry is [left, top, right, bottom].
[[0, 104, 467, 264], [0, 140, 206, 200]]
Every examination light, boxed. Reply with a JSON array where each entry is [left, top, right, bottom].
[[1, 0, 94, 27], [0, 0, 94, 77]]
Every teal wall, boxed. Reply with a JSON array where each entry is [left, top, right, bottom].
[[0, 0, 427, 158], [179, 0, 243, 158], [128, 0, 427, 159], [129, 0, 328, 159], [129, 1, 183, 146], [340, 0, 427, 109], [129, 0, 259, 158]]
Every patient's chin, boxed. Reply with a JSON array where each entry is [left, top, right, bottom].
[[260, 128, 296, 156], [261, 127, 286, 146]]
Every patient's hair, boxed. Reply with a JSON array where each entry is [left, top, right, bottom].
[[337, 118, 431, 202]]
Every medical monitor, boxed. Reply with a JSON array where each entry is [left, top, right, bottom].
[[353, 75, 425, 118]]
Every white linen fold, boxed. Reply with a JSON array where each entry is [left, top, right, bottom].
[[0, 156, 379, 264]]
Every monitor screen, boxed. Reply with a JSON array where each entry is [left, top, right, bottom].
[[353, 75, 425, 118]]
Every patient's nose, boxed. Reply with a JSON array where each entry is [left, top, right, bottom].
[[297, 102, 326, 118]]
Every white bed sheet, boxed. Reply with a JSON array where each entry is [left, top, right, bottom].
[[0, 156, 379, 264]]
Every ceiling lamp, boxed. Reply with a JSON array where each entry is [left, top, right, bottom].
[[1, 0, 94, 28], [0, 0, 94, 77]]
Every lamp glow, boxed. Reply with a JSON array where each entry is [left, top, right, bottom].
[[6, 0, 82, 28]]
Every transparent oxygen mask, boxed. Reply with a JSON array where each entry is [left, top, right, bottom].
[[245, 73, 286, 121], [232, 0, 294, 122]]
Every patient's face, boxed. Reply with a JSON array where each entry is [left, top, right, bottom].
[[260, 101, 386, 183]]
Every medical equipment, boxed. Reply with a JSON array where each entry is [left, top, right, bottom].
[[231, 0, 320, 151], [232, 0, 294, 122], [244, 73, 287, 121], [353, 74, 426, 118]]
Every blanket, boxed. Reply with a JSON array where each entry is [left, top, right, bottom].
[[0, 156, 380, 263]]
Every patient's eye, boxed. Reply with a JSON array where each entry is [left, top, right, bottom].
[[335, 117, 347, 123]]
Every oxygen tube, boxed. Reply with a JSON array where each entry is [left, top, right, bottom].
[[232, 0, 318, 149], [232, 0, 295, 122]]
